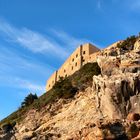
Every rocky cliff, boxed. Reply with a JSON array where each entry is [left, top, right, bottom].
[[0, 36, 140, 140]]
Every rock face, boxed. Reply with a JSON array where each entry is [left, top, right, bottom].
[[1, 38, 140, 140], [93, 72, 140, 120], [134, 38, 140, 52]]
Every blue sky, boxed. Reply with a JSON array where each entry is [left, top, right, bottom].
[[0, 0, 140, 120]]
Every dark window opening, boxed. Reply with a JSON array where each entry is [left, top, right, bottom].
[[72, 66, 73, 70], [75, 62, 77, 66], [83, 51, 86, 54], [76, 54, 78, 58], [64, 69, 66, 73], [72, 58, 74, 62]]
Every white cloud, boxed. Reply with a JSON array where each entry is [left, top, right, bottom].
[[0, 45, 55, 95], [15, 78, 46, 94], [50, 29, 90, 49], [0, 20, 68, 59], [0, 45, 55, 76], [0, 20, 93, 60], [0, 76, 45, 95]]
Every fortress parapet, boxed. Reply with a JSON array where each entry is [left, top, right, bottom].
[[46, 43, 100, 91]]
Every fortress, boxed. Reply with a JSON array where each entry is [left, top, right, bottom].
[[46, 43, 100, 91]]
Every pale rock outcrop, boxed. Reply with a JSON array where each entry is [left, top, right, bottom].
[[1, 39, 140, 140], [134, 37, 140, 52], [93, 73, 140, 119]]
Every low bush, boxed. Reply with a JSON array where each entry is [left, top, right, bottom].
[[117, 35, 138, 50], [2, 121, 16, 133], [70, 62, 101, 90]]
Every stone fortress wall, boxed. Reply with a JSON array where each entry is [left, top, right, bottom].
[[46, 43, 100, 91]]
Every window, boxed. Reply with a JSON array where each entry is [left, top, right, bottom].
[[83, 51, 86, 55], [64, 69, 66, 73], [76, 54, 78, 58], [83, 59, 85, 62], [49, 85, 50, 87], [75, 62, 77, 66], [72, 58, 74, 62], [72, 66, 73, 70]]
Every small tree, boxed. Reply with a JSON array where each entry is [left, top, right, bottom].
[[21, 93, 38, 107]]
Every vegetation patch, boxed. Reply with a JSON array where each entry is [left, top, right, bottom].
[[117, 35, 138, 50], [0, 62, 101, 127]]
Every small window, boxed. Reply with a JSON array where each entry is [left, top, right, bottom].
[[72, 58, 74, 62], [75, 62, 77, 66], [65, 74, 67, 77], [49, 85, 50, 87], [72, 66, 73, 70], [83, 51, 86, 55], [83, 59, 85, 62], [64, 69, 66, 73], [76, 54, 78, 58]]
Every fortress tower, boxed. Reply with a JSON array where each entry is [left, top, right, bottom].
[[46, 43, 100, 91]]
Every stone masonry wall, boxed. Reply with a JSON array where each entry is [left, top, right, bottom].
[[46, 43, 100, 91]]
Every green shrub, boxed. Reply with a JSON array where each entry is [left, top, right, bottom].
[[21, 93, 38, 108], [53, 77, 78, 99], [71, 62, 101, 90], [117, 35, 138, 50]]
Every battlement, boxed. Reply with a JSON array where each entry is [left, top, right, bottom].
[[46, 43, 100, 91]]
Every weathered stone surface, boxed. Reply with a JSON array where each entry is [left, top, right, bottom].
[[127, 113, 140, 121], [93, 72, 140, 119], [1, 39, 140, 140], [134, 38, 140, 52]]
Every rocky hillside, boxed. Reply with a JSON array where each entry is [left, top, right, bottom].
[[0, 35, 140, 140]]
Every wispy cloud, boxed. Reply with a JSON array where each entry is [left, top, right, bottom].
[[0, 76, 45, 95], [0, 20, 69, 59], [0, 19, 98, 96], [0, 45, 54, 95], [0, 20, 92, 60], [50, 29, 90, 50], [0, 45, 55, 77], [13, 78, 46, 94]]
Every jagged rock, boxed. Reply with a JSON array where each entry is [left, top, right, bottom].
[[21, 131, 34, 140], [134, 38, 140, 52], [1, 39, 140, 140], [126, 123, 139, 139], [97, 56, 121, 76], [93, 72, 140, 119], [127, 113, 140, 121]]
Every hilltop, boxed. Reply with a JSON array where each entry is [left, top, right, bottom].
[[0, 35, 140, 140]]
